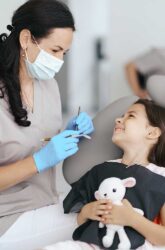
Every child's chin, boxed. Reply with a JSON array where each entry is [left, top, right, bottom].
[[112, 135, 122, 143]]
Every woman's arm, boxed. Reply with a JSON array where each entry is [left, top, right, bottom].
[[0, 156, 37, 191], [0, 130, 81, 191], [125, 62, 148, 98]]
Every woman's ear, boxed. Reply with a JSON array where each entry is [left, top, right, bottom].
[[147, 126, 161, 140], [19, 29, 32, 50]]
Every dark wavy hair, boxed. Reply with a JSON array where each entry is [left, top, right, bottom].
[[135, 99, 165, 168], [0, 0, 75, 126]]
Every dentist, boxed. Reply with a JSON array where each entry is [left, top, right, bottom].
[[0, 0, 94, 249]]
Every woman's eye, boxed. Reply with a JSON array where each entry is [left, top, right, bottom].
[[129, 114, 134, 118], [52, 50, 58, 53], [52, 50, 67, 56]]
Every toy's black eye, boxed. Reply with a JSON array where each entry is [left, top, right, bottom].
[[104, 193, 107, 197], [112, 188, 117, 192]]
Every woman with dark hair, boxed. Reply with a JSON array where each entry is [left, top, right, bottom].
[[0, 0, 94, 249], [50, 99, 165, 250]]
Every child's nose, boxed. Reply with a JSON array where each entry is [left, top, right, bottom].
[[115, 117, 122, 124]]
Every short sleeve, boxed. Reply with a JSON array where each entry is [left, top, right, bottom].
[[133, 48, 162, 75]]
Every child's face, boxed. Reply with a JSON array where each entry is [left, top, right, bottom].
[[112, 104, 151, 148]]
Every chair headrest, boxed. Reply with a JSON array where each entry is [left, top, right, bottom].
[[147, 75, 165, 107]]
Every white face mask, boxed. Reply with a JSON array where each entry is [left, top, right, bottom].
[[24, 41, 64, 80]]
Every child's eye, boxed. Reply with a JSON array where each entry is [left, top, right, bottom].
[[128, 114, 134, 118]]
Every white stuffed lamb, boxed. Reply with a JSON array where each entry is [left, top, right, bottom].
[[95, 177, 144, 249]]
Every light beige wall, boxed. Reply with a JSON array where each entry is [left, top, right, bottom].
[[0, 1, 25, 33], [110, 0, 165, 102]]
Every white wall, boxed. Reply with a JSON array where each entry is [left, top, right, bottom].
[[68, 0, 111, 114], [0, 0, 25, 33], [110, 0, 165, 102]]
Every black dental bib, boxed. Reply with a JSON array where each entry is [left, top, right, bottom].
[[63, 162, 165, 249]]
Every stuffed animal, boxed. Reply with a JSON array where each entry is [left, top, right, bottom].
[[95, 177, 144, 249]]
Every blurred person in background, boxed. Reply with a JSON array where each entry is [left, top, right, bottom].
[[125, 47, 165, 98]]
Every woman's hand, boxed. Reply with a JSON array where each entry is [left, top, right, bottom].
[[33, 130, 79, 172], [66, 112, 94, 135], [77, 200, 112, 225], [102, 199, 136, 227]]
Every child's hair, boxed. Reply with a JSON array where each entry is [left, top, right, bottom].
[[135, 99, 165, 168]]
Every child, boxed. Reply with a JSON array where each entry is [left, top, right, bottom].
[[44, 99, 165, 250]]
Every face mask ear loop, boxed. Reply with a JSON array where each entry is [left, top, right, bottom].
[[24, 48, 29, 62], [32, 35, 41, 51]]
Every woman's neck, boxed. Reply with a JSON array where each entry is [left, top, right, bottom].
[[19, 58, 34, 113], [19, 57, 33, 87]]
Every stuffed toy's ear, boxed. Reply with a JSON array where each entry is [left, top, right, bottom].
[[95, 191, 100, 200], [122, 177, 136, 188]]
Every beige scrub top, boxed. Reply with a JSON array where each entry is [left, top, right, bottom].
[[133, 47, 165, 75], [0, 78, 62, 236]]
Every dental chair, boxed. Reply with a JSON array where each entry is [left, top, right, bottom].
[[43, 75, 165, 250]]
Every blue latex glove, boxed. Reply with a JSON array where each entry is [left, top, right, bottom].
[[33, 130, 79, 172], [66, 112, 94, 135]]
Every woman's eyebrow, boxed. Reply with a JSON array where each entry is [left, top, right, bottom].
[[53, 45, 69, 52], [53, 45, 64, 50]]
